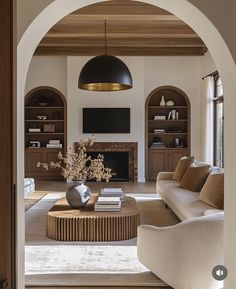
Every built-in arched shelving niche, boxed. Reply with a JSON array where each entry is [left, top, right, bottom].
[[25, 86, 67, 180], [145, 86, 191, 180]]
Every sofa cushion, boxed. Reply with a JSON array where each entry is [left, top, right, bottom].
[[172, 156, 194, 182], [157, 179, 217, 220], [199, 171, 224, 209], [180, 162, 211, 192]]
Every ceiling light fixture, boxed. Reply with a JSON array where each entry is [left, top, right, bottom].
[[78, 20, 133, 91]]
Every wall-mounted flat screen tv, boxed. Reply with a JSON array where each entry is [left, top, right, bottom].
[[83, 108, 130, 133]]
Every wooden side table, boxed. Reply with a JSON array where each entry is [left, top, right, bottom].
[[46, 193, 140, 241]]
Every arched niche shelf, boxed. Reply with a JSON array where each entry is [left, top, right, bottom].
[[25, 86, 67, 180], [145, 85, 191, 180]]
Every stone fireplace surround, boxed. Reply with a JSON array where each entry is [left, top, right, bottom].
[[74, 142, 138, 182]]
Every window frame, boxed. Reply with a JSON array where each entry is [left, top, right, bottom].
[[213, 73, 224, 167]]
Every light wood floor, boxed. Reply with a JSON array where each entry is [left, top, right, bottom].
[[36, 180, 157, 194], [27, 181, 173, 289], [26, 286, 173, 289]]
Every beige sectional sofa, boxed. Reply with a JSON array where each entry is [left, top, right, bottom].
[[156, 171, 223, 221], [137, 161, 224, 289]]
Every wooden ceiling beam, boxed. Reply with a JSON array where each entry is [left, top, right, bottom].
[[44, 33, 199, 39], [34, 46, 207, 56], [39, 37, 205, 47], [35, 0, 207, 56], [57, 14, 179, 22]]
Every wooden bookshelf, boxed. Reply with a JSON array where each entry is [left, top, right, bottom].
[[145, 86, 191, 180], [24, 86, 67, 180]]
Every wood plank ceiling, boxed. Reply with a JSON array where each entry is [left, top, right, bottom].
[[35, 0, 207, 56]]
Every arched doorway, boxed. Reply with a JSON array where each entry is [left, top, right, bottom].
[[17, 1, 236, 289]]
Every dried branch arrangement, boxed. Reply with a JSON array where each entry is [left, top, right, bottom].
[[37, 137, 112, 182]]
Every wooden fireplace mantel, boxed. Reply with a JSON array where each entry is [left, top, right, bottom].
[[74, 142, 138, 182]]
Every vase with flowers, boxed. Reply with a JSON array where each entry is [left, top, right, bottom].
[[37, 137, 112, 208]]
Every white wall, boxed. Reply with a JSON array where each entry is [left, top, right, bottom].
[[25, 56, 67, 96], [201, 51, 217, 77], [25, 55, 203, 181], [67, 56, 145, 181]]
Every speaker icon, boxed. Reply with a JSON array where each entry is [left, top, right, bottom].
[[212, 265, 228, 281], [216, 269, 224, 277]]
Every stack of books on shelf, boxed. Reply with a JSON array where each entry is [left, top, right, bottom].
[[29, 128, 41, 133], [151, 141, 166, 148], [154, 128, 166, 134], [94, 196, 121, 212], [154, 115, 166, 120], [100, 188, 124, 199], [46, 140, 63, 148]]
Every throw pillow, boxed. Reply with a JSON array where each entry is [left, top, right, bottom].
[[173, 156, 195, 182], [199, 171, 224, 209], [179, 162, 211, 192]]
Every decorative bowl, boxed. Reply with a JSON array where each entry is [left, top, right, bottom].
[[166, 100, 175, 106], [36, 115, 47, 120], [37, 102, 48, 107]]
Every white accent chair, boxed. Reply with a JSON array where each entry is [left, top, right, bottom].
[[137, 213, 224, 289]]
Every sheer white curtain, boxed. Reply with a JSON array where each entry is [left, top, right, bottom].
[[201, 76, 214, 164]]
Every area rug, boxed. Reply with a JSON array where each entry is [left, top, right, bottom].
[[25, 192, 179, 286]]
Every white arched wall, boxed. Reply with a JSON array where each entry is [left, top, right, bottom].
[[17, 1, 236, 289]]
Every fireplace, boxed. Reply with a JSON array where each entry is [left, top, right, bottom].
[[87, 152, 129, 182], [74, 142, 137, 182]]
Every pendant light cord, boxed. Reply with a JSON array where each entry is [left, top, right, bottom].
[[104, 20, 107, 55]]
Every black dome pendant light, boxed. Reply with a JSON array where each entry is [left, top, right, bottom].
[[78, 20, 133, 91]]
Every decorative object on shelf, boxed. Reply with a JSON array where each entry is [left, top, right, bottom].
[[174, 138, 180, 146], [78, 20, 132, 91], [37, 137, 112, 208], [160, 95, 166, 106], [37, 102, 48, 107], [36, 115, 47, 120], [167, 110, 178, 120], [37, 96, 51, 107], [170, 138, 185, 148], [29, 141, 40, 148], [66, 180, 91, 209], [166, 100, 175, 106], [43, 123, 55, 133]]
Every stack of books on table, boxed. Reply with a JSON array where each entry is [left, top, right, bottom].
[[46, 140, 63, 148], [100, 188, 124, 199], [94, 197, 121, 212]]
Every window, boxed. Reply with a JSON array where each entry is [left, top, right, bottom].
[[213, 75, 224, 167]]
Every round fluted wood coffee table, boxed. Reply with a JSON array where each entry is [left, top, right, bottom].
[[46, 193, 140, 241]]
